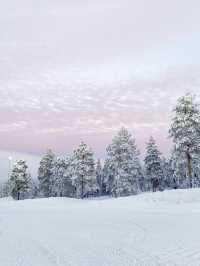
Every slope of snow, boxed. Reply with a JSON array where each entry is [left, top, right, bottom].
[[1, 189, 200, 266]]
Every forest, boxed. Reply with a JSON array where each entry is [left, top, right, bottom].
[[1, 93, 200, 200]]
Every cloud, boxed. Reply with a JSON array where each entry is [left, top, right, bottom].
[[0, 121, 28, 132], [0, 65, 199, 139]]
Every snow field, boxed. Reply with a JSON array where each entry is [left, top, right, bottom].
[[1, 189, 200, 266]]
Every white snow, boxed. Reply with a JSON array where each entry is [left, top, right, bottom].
[[1, 189, 200, 266]]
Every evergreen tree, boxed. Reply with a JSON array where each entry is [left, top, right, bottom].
[[171, 151, 187, 188], [96, 159, 103, 195], [0, 181, 10, 198], [38, 149, 55, 197], [161, 157, 175, 189], [105, 127, 141, 197], [192, 154, 200, 187], [52, 157, 68, 197], [102, 158, 113, 195], [169, 94, 200, 188], [70, 142, 96, 198], [27, 177, 38, 199], [144, 136, 164, 191], [9, 160, 30, 200]]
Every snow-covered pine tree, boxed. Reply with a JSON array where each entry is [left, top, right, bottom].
[[38, 149, 55, 197], [70, 141, 97, 199], [0, 183, 3, 197], [0, 181, 10, 198], [191, 154, 200, 188], [171, 150, 187, 188], [62, 157, 76, 197], [9, 160, 30, 200], [96, 159, 103, 195], [0, 183, 3, 198], [27, 177, 38, 199], [102, 158, 114, 195], [169, 94, 200, 188], [161, 157, 175, 189], [171, 146, 200, 189], [144, 136, 164, 191], [51, 157, 68, 197], [105, 127, 141, 197]]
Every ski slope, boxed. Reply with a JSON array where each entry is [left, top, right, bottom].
[[1, 189, 200, 266]]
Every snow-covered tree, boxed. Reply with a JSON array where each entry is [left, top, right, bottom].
[[0, 181, 10, 198], [161, 157, 175, 189], [192, 154, 200, 187], [27, 178, 38, 199], [70, 142, 97, 198], [96, 159, 103, 195], [171, 151, 187, 188], [52, 157, 68, 197], [9, 160, 30, 200], [38, 149, 56, 197], [169, 94, 200, 188], [170, 146, 200, 189], [62, 157, 76, 197], [144, 136, 164, 191], [102, 158, 113, 195], [105, 127, 141, 197]]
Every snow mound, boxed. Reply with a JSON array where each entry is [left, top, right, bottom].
[[136, 188, 200, 204]]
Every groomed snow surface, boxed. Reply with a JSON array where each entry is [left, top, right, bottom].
[[1, 189, 200, 266]]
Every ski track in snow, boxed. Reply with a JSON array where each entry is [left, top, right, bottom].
[[1, 189, 200, 266]]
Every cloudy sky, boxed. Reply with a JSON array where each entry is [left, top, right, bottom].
[[0, 0, 200, 157]]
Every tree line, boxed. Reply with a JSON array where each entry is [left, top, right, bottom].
[[1, 93, 200, 200]]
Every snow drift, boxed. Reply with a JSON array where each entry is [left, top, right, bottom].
[[1, 189, 200, 266]]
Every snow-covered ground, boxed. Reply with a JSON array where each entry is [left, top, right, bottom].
[[1, 189, 200, 266]]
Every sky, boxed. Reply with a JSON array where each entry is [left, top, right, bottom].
[[0, 0, 200, 159]]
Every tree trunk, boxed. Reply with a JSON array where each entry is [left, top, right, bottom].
[[186, 152, 192, 188], [100, 180, 103, 196], [17, 191, 20, 200]]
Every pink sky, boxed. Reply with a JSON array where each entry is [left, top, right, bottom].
[[0, 0, 200, 157]]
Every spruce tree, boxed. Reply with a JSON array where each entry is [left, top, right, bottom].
[[171, 151, 187, 188], [9, 160, 30, 200], [105, 127, 141, 197], [27, 177, 38, 199], [169, 94, 200, 188], [192, 154, 200, 187], [161, 157, 174, 189], [144, 136, 164, 191], [52, 157, 68, 197], [38, 149, 55, 197], [0, 181, 10, 198], [96, 159, 103, 195], [102, 158, 114, 195], [70, 142, 96, 198]]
